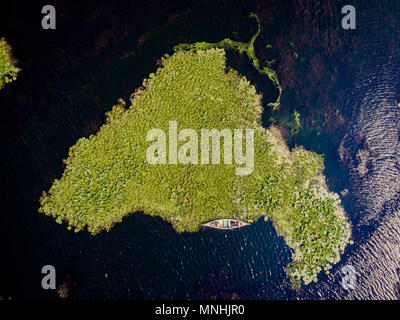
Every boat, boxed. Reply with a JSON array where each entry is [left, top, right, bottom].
[[202, 219, 249, 230]]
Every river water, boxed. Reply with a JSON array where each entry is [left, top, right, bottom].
[[1, 0, 399, 299]]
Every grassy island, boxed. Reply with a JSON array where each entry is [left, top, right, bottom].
[[0, 38, 19, 89], [39, 49, 351, 286]]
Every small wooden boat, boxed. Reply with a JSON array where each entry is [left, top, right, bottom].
[[203, 219, 249, 230]]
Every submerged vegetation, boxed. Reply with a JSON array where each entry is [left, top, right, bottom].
[[0, 38, 19, 90], [174, 12, 282, 109], [39, 49, 351, 286]]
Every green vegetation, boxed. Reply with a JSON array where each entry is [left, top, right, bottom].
[[0, 38, 19, 89], [174, 12, 282, 109], [39, 49, 351, 286], [288, 110, 301, 134]]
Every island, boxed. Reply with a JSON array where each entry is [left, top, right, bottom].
[[0, 37, 19, 90], [39, 46, 351, 286]]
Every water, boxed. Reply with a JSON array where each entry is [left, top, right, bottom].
[[1, 0, 400, 299], [302, 0, 400, 299]]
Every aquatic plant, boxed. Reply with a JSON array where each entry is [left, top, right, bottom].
[[39, 49, 351, 286], [0, 38, 19, 89]]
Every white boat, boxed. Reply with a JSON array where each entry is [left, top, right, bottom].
[[203, 219, 249, 230]]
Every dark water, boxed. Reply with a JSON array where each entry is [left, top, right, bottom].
[[1, 0, 400, 299], [307, 1, 400, 299]]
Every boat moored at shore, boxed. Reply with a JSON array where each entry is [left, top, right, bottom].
[[203, 219, 249, 230]]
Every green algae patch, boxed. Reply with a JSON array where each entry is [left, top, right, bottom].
[[0, 38, 20, 89], [39, 49, 351, 286]]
